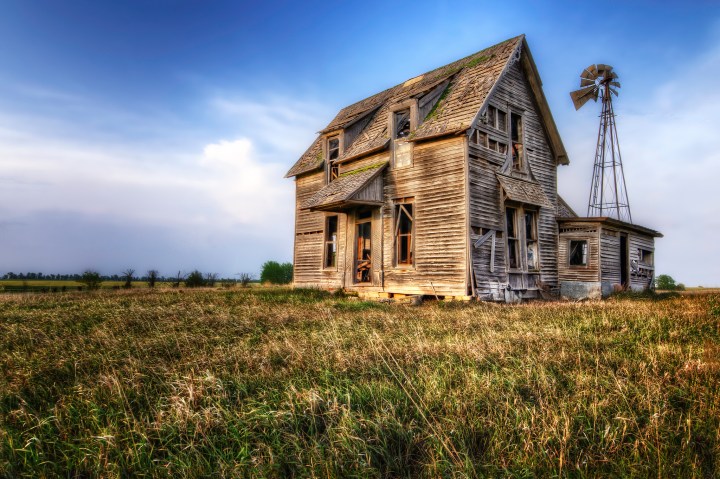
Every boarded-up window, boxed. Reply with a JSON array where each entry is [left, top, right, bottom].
[[569, 240, 588, 266], [324, 216, 338, 268], [394, 202, 414, 266], [506, 207, 519, 269], [327, 136, 340, 182]]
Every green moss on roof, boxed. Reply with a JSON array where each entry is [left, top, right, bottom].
[[422, 83, 453, 124], [339, 161, 387, 178]]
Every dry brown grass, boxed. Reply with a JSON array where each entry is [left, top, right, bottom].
[[0, 288, 718, 477]]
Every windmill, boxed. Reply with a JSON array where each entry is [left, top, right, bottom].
[[570, 64, 632, 223]]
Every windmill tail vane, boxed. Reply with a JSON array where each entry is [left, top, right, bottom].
[[570, 64, 632, 223]]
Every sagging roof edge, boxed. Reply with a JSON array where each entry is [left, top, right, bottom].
[[557, 216, 663, 238]]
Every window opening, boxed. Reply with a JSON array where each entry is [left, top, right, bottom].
[[324, 216, 338, 268], [394, 202, 414, 266], [506, 207, 519, 269], [510, 113, 524, 171], [525, 211, 538, 270], [486, 105, 507, 131], [569, 240, 588, 266], [355, 210, 373, 283], [327, 136, 339, 182], [394, 110, 411, 139], [639, 249, 654, 266]]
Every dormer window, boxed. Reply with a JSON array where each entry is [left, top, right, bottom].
[[395, 110, 411, 139], [393, 109, 412, 168], [327, 135, 340, 182]]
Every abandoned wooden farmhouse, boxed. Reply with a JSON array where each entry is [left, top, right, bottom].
[[285, 35, 661, 301]]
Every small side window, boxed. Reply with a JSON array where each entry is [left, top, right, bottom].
[[324, 216, 338, 268], [569, 240, 588, 266], [393, 109, 412, 168], [394, 202, 414, 266], [639, 249, 653, 266]]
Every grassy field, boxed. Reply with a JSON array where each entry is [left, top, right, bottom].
[[1, 289, 718, 477]]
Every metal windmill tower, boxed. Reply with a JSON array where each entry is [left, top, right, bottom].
[[570, 64, 632, 223]]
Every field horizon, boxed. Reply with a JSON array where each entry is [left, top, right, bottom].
[[1, 288, 718, 477]]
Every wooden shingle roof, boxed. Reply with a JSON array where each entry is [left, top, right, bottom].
[[300, 162, 387, 211], [287, 35, 568, 178]]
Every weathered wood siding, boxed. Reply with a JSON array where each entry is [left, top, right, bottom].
[[293, 170, 345, 289], [629, 233, 655, 290], [468, 59, 559, 297], [557, 222, 600, 282], [381, 137, 468, 296], [600, 228, 622, 284]]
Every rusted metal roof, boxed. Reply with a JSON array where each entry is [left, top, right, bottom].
[[300, 162, 387, 211], [497, 173, 553, 208]]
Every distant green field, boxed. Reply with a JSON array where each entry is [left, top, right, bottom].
[[0, 280, 159, 291]]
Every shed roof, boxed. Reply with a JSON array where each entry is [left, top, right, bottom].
[[300, 162, 387, 211], [286, 35, 568, 178], [557, 217, 663, 238], [497, 173, 553, 208]]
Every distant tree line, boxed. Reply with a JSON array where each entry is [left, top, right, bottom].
[[2, 261, 294, 287]]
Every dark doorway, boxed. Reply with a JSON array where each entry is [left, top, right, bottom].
[[620, 233, 629, 288]]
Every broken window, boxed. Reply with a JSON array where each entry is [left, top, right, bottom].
[[525, 210, 538, 270], [394, 201, 414, 266], [569, 240, 588, 266], [486, 105, 507, 131], [472, 130, 507, 154], [327, 136, 340, 182], [510, 113, 524, 171], [394, 110, 411, 139], [639, 248, 654, 266], [393, 109, 412, 168], [506, 207, 519, 269], [324, 216, 338, 269]]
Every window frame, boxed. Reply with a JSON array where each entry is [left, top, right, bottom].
[[393, 199, 415, 268], [326, 134, 341, 183], [524, 209, 539, 271], [389, 101, 418, 169], [322, 215, 339, 270], [568, 239, 589, 268], [505, 206, 520, 271], [510, 112, 525, 172]]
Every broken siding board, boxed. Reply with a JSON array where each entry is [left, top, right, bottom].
[[629, 233, 655, 290]]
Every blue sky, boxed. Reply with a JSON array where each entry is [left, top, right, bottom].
[[0, 1, 718, 285]]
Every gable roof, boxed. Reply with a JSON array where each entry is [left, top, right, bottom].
[[286, 35, 568, 178]]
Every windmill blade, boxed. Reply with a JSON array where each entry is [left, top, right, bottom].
[[610, 81, 621, 88], [570, 87, 598, 110], [580, 77, 595, 87], [581, 67, 597, 81], [610, 88, 619, 97], [587, 64, 598, 76], [597, 64, 612, 75]]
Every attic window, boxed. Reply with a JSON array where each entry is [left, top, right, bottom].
[[486, 105, 507, 131], [327, 136, 340, 182], [393, 109, 413, 168], [471, 130, 507, 154], [510, 113, 524, 171]]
